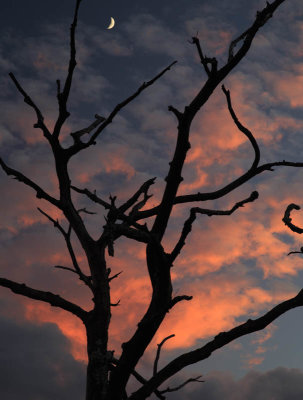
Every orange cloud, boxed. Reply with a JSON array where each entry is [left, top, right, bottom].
[[25, 302, 87, 361]]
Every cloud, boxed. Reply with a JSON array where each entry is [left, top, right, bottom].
[[0, 300, 85, 400], [2, 0, 303, 394], [169, 368, 303, 400], [123, 14, 187, 59]]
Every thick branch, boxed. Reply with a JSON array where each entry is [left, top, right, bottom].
[[129, 288, 303, 399], [282, 203, 303, 234], [170, 191, 258, 262], [133, 161, 303, 222], [222, 85, 260, 169], [0, 277, 87, 321], [0, 158, 60, 207]]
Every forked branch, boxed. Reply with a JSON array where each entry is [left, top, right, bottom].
[[71, 114, 106, 143], [129, 288, 303, 399], [119, 177, 156, 214], [191, 36, 217, 76], [54, 0, 83, 137]]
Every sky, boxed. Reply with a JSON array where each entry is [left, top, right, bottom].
[[1, 0, 303, 398]]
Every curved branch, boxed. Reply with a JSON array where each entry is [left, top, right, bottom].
[[282, 203, 303, 234], [0, 277, 87, 321], [129, 288, 303, 399], [222, 85, 260, 169]]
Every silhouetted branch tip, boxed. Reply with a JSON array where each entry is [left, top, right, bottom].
[[222, 85, 260, 170], [169, 295, 193, 309], [160, 375, 204, 394], [283, 203, 303, 234], [153, 334, 175, 376], [108, 271, 123, 282]]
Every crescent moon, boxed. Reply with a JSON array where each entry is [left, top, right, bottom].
[[107, 17, 115, 30]]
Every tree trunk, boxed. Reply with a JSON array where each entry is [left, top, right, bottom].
[[85, 313, 110, 400]]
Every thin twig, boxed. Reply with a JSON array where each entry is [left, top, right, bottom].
[[38, 207, 92, 289], [66, 61, 177, 158], [108, 271, 123, 282], [88, 61, 177, 146], [153, 335, 175, 376], [160, 375, 204, 394]]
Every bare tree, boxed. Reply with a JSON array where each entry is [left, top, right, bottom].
[[0, 0, 302, 399]]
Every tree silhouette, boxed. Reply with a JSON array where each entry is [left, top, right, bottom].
[[0, 0, 302, 399]]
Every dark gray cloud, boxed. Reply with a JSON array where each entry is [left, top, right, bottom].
[[0, 303, 85, 400], [167, 368, 303, 400]]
